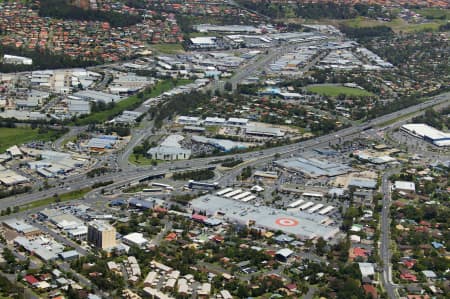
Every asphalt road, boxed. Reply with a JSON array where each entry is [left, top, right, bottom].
[[228, 41, 329, 90], [380, 169, 400, 299], [0, 92, 448, 211]]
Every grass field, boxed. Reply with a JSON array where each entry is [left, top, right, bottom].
[[0, 127, 63, 152], [128, 153, 160, 166], [342, 17, 446, 32], [18, 187, 91, 211], [306, 85, 374, 97], [415, 8, 450, 20], [74, 79, 192, 125], [151, 43, 185, 54]]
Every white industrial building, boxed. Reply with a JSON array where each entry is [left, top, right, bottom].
[[68, 99, 91, 115], [109, 74, 152, 94], [177, 116, 200, 126], [0, 169, 29, 186], [401, 123, 450, 147], [72, 90, 121, 103], [204, 117, 226, 126], [113, 110, 142, 124], [194, 24, 262, 34], [227, 117, 249, 127], [245, 125, 284, 137], [190, 195, 339, 240], [188, 37, 218, 49], [26, 150, 87, 177], [147, 135, 191, 161], [191, 135, 248, 152], [3, 54, 32, 65], [393, 181, 416, 193], [14, 236, 65, 261], [358, 262, 375, 278], [122, 232, 149, 248]]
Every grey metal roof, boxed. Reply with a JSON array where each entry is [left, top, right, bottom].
[[190, 195, 339, 240], [275, 156, 352, 177]]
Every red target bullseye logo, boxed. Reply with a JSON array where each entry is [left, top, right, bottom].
[[275, 218, 299, 227]]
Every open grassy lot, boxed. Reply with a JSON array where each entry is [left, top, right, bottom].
[[306, 85, 374, 97], [341, 17, 446, 32], [151, 43, 185, 54], [128, 153, 160, 166], [74, 79, 192, 125], [18, 187, 91, 211], [415, 8, 450, 20], [0, 127, 63, 152]]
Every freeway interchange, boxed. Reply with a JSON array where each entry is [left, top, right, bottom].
[[2, 91, 448, 211], [0, 83, 448, 299]]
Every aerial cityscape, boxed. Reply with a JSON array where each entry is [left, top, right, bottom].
[[0, 0, 448, 298]]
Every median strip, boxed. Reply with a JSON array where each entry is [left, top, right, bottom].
[[18, 187, 92, 212]]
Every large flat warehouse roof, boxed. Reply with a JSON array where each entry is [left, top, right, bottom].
[[275, 156, 352, 177], [190, 195, 339, 240]]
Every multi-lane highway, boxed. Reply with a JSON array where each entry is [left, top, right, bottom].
[[1, 91, 448, 210]]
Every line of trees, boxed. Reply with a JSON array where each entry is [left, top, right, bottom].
[[150, 91, 210, 129], [172, 169, 215, 181], [0, 44, 98, 73], [236, 1, 387, 20], [412, 107, 450, 130], [39, 0, 142, 27], [340, 25, 393, 41]]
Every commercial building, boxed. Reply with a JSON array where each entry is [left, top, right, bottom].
[[348, 178, 378, 189], [358, 263, 375, 278], [113, 110, 143, 124], [194, 24, 262, 34], [72, 90, 121, 103], [129, 197, 164, 210], [3, 54, 32, 65], [14, 236, 65, 261], [227, 117, 249, 127], [401, 124, 450, 147], [147, 146, 191, 161], [68, 99, 91, 115], [87, 220, 116, 249], [0, 169, 29, 186], [204, 117, 226, 126], [191, 136, 248, 152], [275, 248, 294, 262], [190, 195, 339, 240], [393, 181, 416, 193], [177, 116, 200, 126], [245, 126, 284, 137], [188, 37, 218, 50], [2, 218, 40, 236], [122, 232, 149, 248], [275, 156, 352, 178], [49, 214, 84, 230], [147, 135, 191, 161], [26, 150, 87, 176], [143, 287, 175, 299], [109, 74, 151, 94]]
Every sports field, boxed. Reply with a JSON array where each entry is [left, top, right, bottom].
[[306, 85, 374, 97], [0, 127, 63, 152]]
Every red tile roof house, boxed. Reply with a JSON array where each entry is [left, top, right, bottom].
[[191, 214, 208, 223], [165, 232, 178, 242], [24, 275, 39, 286], [285, 283, 297, 292], [349, 247, 369, 261], [407, 295, 430, 299], [211, 235, 224, 243], [400, 272, 418, 282], [363, 284, 378, 299], [403, 260, 416, 269]]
